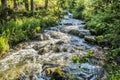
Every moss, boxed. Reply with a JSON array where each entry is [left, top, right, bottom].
[[51, 68, 64, 80], [72, 55, 79, 63], [45, 67, 64, 80]]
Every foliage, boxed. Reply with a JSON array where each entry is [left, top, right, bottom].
[[40, 15, 59, 29], [104, 48, 120, 79], [78, 50, 93, 64], [106, 67, 120, 80], [72, 55, 79, 63], [0, 37, 9, 56], [96, 35, 104, 45], [72, 50, 93, 63], [0, 18, 40, 45], [0, 15, 59, 56], [72, 0, 84, 19]]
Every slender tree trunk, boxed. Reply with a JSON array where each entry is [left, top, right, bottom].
[[44, 0, 48, 9], [13, 0, 17, 10], [1, 0, 8, 21], [1, 0, 7, 9], [25, 0, 29, 11], [31, 0, 34, 15]]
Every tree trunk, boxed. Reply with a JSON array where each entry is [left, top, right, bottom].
[[31, 0, 34, 15], [1, 0, 7, 9], [44, 0, 48, 9], [25, 0, 29, 11], [1, 0, 8, 21], [13, 0, 17, 10]]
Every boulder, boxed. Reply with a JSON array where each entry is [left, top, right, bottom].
[[56, 40, 65, 45], [52, 45, 68, 52], [38, 33, 51, 41], [79, 30, 91, 36], [90, 29, 97, 35], [79, 63, 104, 80], [85, 36, 96, 44], [33, 42, 49, 50], [50, 31, 64, 39], [38, 47, 49, 55], [63, 62, 104, 80], [68, 29, 91, 38], [68, 30, 84, 38], [37, 43, 52, 55], [45, 67, 66, 80]]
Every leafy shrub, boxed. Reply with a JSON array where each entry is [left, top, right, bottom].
[[0, 18, 41, 46], [0, 14, 59, 56], [0, 37, 9, 56], [22, 18, 41, 39], [105, 61, 120, 80], [72, 0, 84, 19], [107, 69, 120, 80], [40, 15, 59, 29]]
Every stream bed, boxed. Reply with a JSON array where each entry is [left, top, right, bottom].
[[0, 14, 105, 80]]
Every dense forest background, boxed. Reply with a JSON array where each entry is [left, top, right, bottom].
[[0, 0, 120, 79]]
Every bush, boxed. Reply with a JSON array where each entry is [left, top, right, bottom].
[[0, 14, 59, 56], [22, 18, 41, 40], [40, 15, 59, 29], [72, 0, 84, 19], [0, 37, 9, 57], [0, 17, 42, 45], [107, 70, 120, 80]]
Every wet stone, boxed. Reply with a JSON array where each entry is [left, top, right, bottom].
[[85, 36, 97, 44], [38, 47, 49, 55], [52, 45, 61, 52], [68, 30, 84, 38], [90, 29, 97, 35], [55, 40, 65, 45]]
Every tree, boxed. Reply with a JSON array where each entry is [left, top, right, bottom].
[[0, 0, 8, 21], [1, 0, 7, 9], [30, 0, 34, 15], [13, 0, 18, 10], [58, 0, 66, 9], [44, 0, 48, 9], [24, 0, 29, 11]]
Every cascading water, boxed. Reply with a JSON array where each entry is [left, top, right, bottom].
[[0, 12, 105, 80]]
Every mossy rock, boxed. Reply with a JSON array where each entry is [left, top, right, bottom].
[[68, 30, 84, 38], [90, 29, 97, 35], [45, 67, 66, 80], [85, 36, 97, 44], [38, 47, 49, 55]]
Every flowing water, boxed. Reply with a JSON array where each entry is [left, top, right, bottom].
[[0, 13, 105, 80]]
